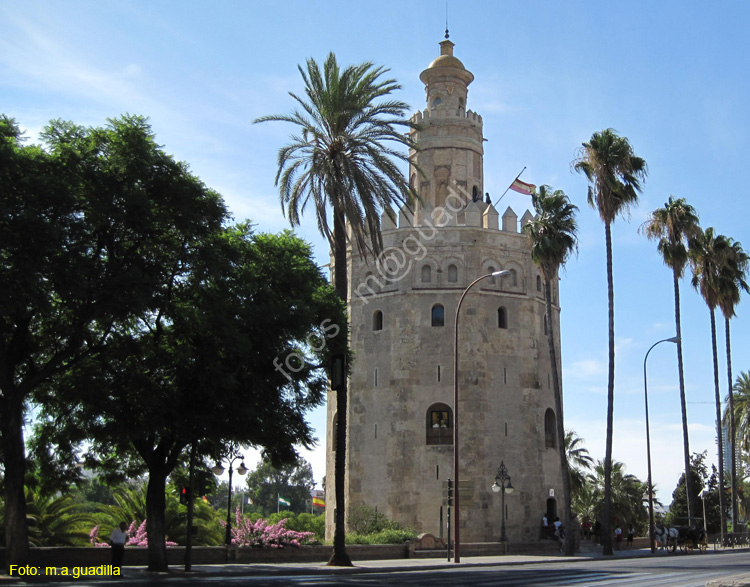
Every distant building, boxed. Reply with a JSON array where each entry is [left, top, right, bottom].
[[325, 37, 565, 543]]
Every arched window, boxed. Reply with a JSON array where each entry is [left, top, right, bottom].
[[537, 275, 542, 292], [373, 310, 383, 331], [421, 265, 432, 283], [448, 264, 458, 283], [544, 408, 556, 448], [510, 269, 518, 286], [432, 97, 442, 108], [472, 185, 480, 202], [431, 304, 445, 327], [426, 403, 453, 445], [488, 266, 496, 284], [498, 307, 508, 329]]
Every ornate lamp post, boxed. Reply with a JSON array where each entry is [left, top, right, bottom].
[[643, 335, 679, 553], [491, 461, 514, 542], [212, 445, 248, 549], [453, 269, 510, 563]]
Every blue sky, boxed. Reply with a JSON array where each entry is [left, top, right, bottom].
[[3, 1, 749, 508]]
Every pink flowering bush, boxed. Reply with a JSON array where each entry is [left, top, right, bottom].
[[89, 521, 177, 547], [89, 525, 110, 548], [222, 508, 316, 548]]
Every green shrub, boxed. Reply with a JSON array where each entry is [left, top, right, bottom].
[[346, 528, 417, 544]]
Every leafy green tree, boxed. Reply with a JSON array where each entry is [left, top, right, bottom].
[[716, 238, 749, 529], [667, 451, 725, 533], [255, 53, 416, 566], [245, 458, 316, 516], [523, 185, 578, 555], [0, 114, 226, 570], [640, 196, 701, 522], [690, 227, 733, 537], [574, 129, 647, 555], [36, 226, 344, 570]]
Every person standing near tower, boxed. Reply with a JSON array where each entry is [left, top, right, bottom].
[[110, 522, 128, 569]]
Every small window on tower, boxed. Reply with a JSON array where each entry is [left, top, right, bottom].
[[421, 265, 432, 283], [448, 264, 458, 283], [432, 97, 442, 107], [373, 310, 383, 331], [426, 403, 453, 445], [431, 304, 445, 327]]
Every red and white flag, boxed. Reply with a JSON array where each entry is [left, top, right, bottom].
[[509, 178, 536, 195]]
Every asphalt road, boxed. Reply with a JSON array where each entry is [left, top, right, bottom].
[[4, 550, 750, 586]]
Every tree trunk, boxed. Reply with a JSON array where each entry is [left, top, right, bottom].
[[602, 221, 615, 556], [673, 269, 695, 522], [710, 308, 727, 540], [545, 278, 574, 556], [327, 207, 352, 567], [146, 465, 169, 572], [1, 385, 29, 572], [725, 316, 739, 532]]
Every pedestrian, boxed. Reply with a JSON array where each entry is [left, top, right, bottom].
[[581, 518, 591, 540], [110, 522, 128, 569], [627, 525, 634, 549], [614, 525, 623, 550], [558, 525, 566, 552], [541, 513, 549, 539]]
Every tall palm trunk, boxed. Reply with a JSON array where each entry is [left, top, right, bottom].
[[725, 316, 739, 531], [673, 269, 695, 522], [545, 279, 574, 555], [2, 385, 29, 572], [710, 308, 727, 540], [602, 221, 615, 556], [328, 206, 352, 567]]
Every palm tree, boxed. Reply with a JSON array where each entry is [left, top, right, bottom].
[[255, 53, 415, 565], [523, 185, 578, 554], [573, 129, 647, 554], [728, 372, 750, 455], [640, 196, 701, 523], [690, 227, 732, 538], [565, 430, 595, 499], [717, 240, 750, 530]]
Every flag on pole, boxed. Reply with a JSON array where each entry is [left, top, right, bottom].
[[508, 178, 536, 195], [312, 497, 325, 507], [278, 495, 291, 507]]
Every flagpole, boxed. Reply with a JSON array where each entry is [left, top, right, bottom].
[[496, 166, 527, 203]]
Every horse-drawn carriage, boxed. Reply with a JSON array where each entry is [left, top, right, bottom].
[[654, 525, 708, 553]]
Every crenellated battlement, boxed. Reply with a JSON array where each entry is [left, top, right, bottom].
[[410, 108, 483, 126]]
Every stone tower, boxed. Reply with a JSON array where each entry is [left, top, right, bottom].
[[325, 38, 565, 544]]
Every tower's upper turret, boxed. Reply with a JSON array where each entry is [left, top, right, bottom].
[[409, 38, 484, 210], [419, 39, 474, 113]]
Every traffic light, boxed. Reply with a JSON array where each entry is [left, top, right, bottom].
[[179, 486, 191, 505]]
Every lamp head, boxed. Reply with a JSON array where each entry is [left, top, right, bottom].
[[491, 481, 501, 493], [505, 481, 514, 494], [491, 270, 511, 278], [212, 463, 225, 476], [237, 461, 248, 476], [666, 336, 681, 344]]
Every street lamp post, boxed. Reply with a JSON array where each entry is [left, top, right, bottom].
[[453, 269, 510, 563], [212, 447, 248, 551], [643, 335, 680, 554], [701, 491, 709, 532], [491, 461, 514, 542]]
